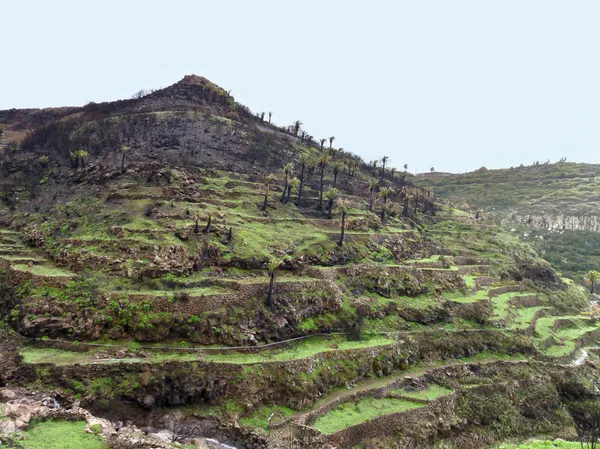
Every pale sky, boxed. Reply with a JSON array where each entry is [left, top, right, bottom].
[[2, 0, 600, 173]]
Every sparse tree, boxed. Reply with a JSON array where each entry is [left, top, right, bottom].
[[260, 112, 265, 122], [325, 187, 338, 219], [320, 138, 326, 151], [378, 186, 394, 221], [295, 154, 310, 207], [337, 199, 350, 247], [366, 178, 378, 211], [306, 135, 314, 146], [430, 166, 435, 172], [585, 270, 600, 294], [380, 156, 389, 181], [268, 111, 272, 123], [316, 155, 330, 211], [266, 258, 280, 308], [292, 120, 303, 136], [262, 174, 277, 211], [329, 136, 335, 149], [331, 161, 343, 188], [403, 163, 408, 171], [286, 177, 299, 203], [280, 163, 293, 202]]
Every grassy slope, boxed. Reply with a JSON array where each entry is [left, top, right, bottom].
[[421, 162, 600, 282]]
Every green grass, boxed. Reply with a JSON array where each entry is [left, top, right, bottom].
[[390, 383, 452, 401], [312, 397, 424, 434], [239, 405, 296, 430], [493, 440, 581, 448], [11, 264, 74, 277], [202, 336, 394, 364], [511, 306, 549, 330], [13, 420, 107, 449], [20, 347, 199, 365]]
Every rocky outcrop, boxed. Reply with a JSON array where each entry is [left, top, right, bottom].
[[513, 214, 600, 232]]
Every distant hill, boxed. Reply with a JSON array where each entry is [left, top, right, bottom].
[[421, 162, 600, 282]]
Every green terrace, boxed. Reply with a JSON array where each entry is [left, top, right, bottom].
[[312, 396, 425, 434], [19, 335, 394, 366]]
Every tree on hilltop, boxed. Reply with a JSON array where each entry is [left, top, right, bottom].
[[329, 136, 335, 149], [380, 156, 389, 181]]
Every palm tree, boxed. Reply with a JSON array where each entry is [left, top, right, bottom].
[[585, 270, 600, 294], [306, 135, 314, 146], [337, 199, 350, 247], [403, 163, 408, 171], [325, 188, 338, 219], [74, 149, 88, 168], [268, 111, 272, 123], [293, 120, 303, 136], [320, 138, 326, 151], [378, 186, 394, 221], [121, 145, 129, 173], [266, 258, 280, 308], [380, 156, 389, 181], [329, 136, 335, 149], [366, 179, 378, 211], [390, 167, 396, 181], [260, 112, 265, 122], [286, 177, 299, 203], [262, 174, 277, 211], [316, 156, 330, 211], [331, 161, 343, 188], [402, 195, 410, 218], [280, 163, 293, 202], [295, 154, 310, 207]]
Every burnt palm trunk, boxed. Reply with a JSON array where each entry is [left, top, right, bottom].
[[318, 168, 325, 210], [121, 152, 126, 173], [280, 173, 288, 202], [402, 197, 409, 217], [333, 172, 338, 188], [285, 185, 292, 203], [266, 272, 275, 307], [203, 214, 211, 233], [194, 217, 199, 234], [327, 199, 334, 219], [338, 211, 347, 246], [368, 190, 374, 211], [263, 193, 268, 211], [296, 165, 305, 207]]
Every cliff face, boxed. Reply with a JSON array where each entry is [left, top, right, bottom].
[[511, 213, 600, 232]]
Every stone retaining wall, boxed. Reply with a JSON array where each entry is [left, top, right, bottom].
[[7, 267, 72, 288]]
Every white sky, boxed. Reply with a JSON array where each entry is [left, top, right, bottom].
[[2, 0, 600, 173]]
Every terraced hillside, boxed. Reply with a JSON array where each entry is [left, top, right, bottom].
[[419, 162, 600, 283], [0, 77, 599, 449]]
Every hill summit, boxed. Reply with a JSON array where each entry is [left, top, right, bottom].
[[0, 77, 598, 449]]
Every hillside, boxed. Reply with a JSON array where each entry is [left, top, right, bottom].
[[420, 162, 600, 283], [0, 77, 599, 449]]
